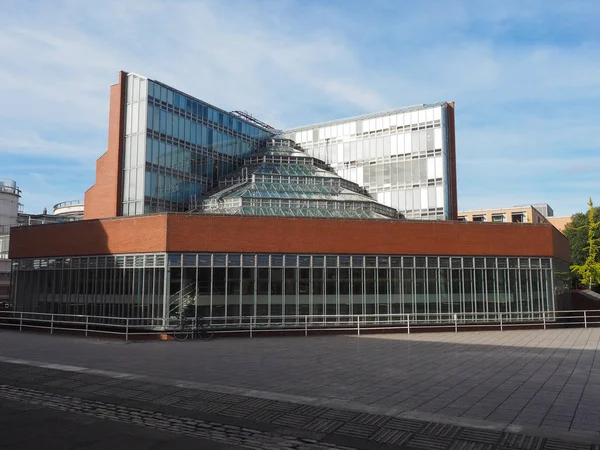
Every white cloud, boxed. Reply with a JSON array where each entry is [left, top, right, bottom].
[[0, 0, 598, 216]]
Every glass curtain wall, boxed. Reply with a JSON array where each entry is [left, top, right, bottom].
[[122, 73, 274, 216], [12, 253, 558, 325], [11, 254, 167, 319], [282, 104, 451, 220]]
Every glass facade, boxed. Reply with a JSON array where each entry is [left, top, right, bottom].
[[282, 104, 453, 220], [12, 253, 559, 327], [122, 73, 273, 216], [197, 138, 399, 219], [120, 73, 454, 220], [12, 254, 167, 319]]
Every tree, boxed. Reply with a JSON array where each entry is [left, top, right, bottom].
[[567, 198, 600, 290]]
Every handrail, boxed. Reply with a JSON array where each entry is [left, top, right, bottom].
[[1, 309, 600, 341], [53, 199, 84, 210]]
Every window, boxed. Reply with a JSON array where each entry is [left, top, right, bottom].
[[491, 214, 505, 223], [511, 212, 525, 223], [472, 215, 486, 222]]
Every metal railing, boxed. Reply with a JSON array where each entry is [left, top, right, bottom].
[[53, 199, 84, 210], [1, 310, 600, 340]]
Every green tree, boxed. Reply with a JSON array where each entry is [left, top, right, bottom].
[[567, 198, 600, 289]]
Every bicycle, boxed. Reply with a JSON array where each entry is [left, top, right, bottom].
[[172, 316, 214, 341]]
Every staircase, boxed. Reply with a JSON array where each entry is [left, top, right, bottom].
[[168, 283, 197, 320]]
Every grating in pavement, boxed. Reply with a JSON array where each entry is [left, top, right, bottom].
[[544, 438, 592, 450], [448, 441, 494, 450], [0, 384, 356, 450], [303, 418, 344, 433], [272, 413, 314, 428], [499, 432, 545, 450], [334, 422, 378, 439], [457, 428, 502, 444], [386, 416, 428, 432], [405, 433, 453, 449], [370, 427, 412, 445], [421, 421, 462, 438]]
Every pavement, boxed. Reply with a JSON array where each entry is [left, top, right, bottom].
[[0, 327, 599, 449]]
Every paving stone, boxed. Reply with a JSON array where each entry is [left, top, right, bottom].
[[245, 408, 284, 423], [320, 409, 359, 422], [193, 390, 230, 402], [350, 412, 391, 427], [239, 397, 274, 409], [405, 433, 453, 449], [421, 422, 462, 438], [216, 393, 250, 404], [457, 428, 502, 444], [303, 418, 344, 433], [499, 432, 545, 450], [386, 417, 427, 432], [264, 401, 299, 413], [272, 414, 313, 428], [543, 438, 591, 450], [370, 427, 412, 445], [334, 422, 378, 439], [186, 401, 228, 413], [448, 441, 494, 450], [219, 404, 255, 418], [0, 384, 359, 449], [294, 405, 331, 417], [154, 395, 186, 406]]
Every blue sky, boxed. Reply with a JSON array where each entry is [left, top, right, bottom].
[[0, 0, 598, 217]]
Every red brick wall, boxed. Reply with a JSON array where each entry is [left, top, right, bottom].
[[9, 214, 570, 263], [9, 216, 167, 258], [84, 71, 127, 220]]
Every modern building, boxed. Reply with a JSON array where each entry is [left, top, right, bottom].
[[7, 71, 571, 330], [84, 71, 456, 221], [458, 204, 554, 224], [282, 103, 457, 220], [84, 72, 274, 220], [0, 178, 21, 303]]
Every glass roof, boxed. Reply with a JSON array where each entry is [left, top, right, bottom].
[[194, 137, 399, 220]]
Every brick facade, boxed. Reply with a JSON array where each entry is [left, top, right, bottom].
[[9, 214, 570, 263], [84, 71, 127, 220]]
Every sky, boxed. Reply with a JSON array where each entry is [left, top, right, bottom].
[[0, 0, 598, 217]]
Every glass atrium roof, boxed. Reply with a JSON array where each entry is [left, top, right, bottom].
[[195, 138, 400, 219]]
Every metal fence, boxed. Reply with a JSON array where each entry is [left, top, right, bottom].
[[1, 310, 599, 340]]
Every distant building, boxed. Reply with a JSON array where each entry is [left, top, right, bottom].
[[2, 192, 84, 304], [458, 204, 553, 224], [53, 200, 85, 220], [546, 216, 571, 233], [0, 178, 20, 303]]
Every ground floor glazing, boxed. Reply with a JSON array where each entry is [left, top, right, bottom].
[[10, 253, 570, 327]]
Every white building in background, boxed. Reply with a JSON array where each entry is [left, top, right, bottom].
[[281, 103, 458, 220], [53, 200, 85, 220], [0, 178, 20, 303]]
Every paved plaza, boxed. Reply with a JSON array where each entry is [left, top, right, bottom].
[[0, 328, 599, 449]]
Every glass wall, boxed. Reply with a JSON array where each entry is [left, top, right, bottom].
[[122, 73, 274, 216], [12, 253, 558, 326], [11, 254, 167, 319], [282, 104, 453, 220]]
